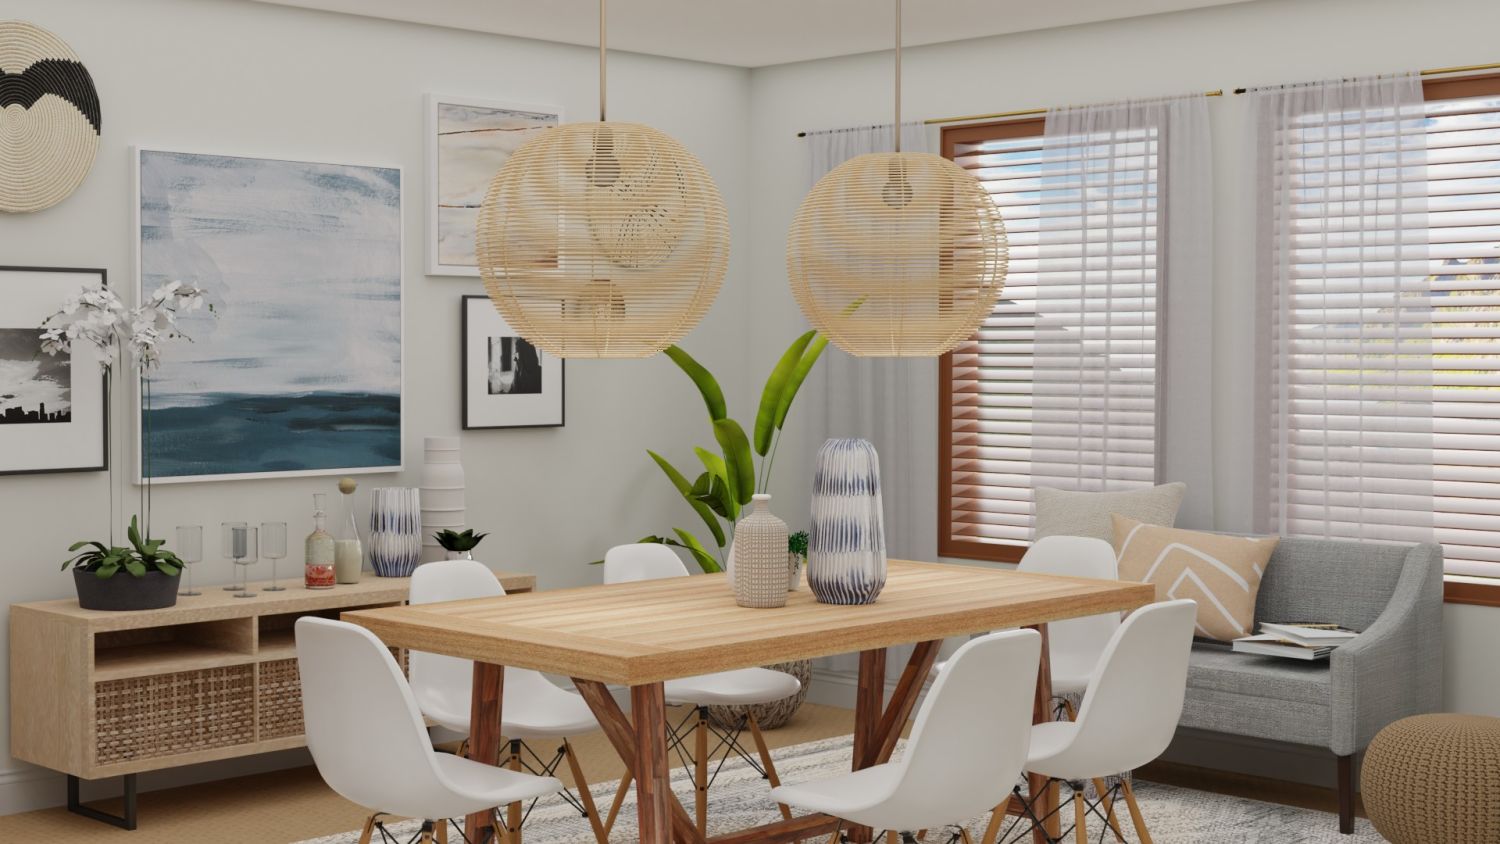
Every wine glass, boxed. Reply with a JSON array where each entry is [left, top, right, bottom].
[[221, 522, 246, 591], [261, 522, 288, 591], [222, 523, 258, 598], [175, 525, 203, 597]]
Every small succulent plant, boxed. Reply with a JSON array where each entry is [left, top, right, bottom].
[[434, 528, 488, 553]]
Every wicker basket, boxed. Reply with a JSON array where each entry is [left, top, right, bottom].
[[95, 665, 254, 764], [256, 659, 304, 740], [707, 659, 812, 731]]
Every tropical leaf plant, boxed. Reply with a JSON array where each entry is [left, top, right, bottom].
[[61, 516, 183, 580], [629, 331, 828, 572]]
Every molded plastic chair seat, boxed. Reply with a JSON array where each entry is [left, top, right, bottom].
[[296, 616, 563, 832], [929, 535, 1120, 697], [665, 667, 802, 706], [772, 630, 1041, 835], [419, 679, 602, 740]]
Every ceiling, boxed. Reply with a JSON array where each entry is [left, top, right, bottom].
[[250, 0, 1257, 68]]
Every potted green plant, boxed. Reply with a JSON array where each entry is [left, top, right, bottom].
[[434, 528, 489, 560], [63, 516, 184, 611], [788, 530, 809, 591]]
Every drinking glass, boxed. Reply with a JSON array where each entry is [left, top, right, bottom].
[[221, 522, 258, 598], [221, 522, 246, 591], [175, 525, 203, 597], [261, 522, 288, 591]]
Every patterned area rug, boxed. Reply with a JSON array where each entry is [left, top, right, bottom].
[[298, 736, 1384, 843]]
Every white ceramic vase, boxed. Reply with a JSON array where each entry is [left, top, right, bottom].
[[420, 436, 465, 563], [733, 494, 790, 608]]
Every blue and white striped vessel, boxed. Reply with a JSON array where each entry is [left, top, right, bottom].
[[807, 438, 886, 605]]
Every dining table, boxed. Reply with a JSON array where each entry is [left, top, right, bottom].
[[343, 558, 1155, 844]]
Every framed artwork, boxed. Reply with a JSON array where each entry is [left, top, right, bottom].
[[0, 266, 108, 475], [425, 94, 562, 276], [462, 295, 563, 429], [135, 148, 403, 483]]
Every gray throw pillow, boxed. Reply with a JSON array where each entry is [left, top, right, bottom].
[[1033, 482, 1186, 542]]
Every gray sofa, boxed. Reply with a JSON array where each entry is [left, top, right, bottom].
[[1177, 537, 1445, 834]]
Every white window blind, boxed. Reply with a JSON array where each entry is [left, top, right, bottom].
[[1263, 77, 1500, 578], [941, 118, 1161, 561], [1426, 87, 1500, 577]]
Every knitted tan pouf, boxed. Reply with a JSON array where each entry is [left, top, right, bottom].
[[1362, 714, 1500, 844]]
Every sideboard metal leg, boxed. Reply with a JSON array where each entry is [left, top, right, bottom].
[[67, 773, 138, 830]]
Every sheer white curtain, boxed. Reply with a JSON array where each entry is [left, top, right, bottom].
[[802, 122, 928, 675], [1250, 75, 1434, 543], [1034, 95, 1216, 528]]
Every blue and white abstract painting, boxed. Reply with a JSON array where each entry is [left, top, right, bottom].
[[137, 149, 402, 482]]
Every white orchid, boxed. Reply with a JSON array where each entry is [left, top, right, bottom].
[[39, 280, 213, 372]]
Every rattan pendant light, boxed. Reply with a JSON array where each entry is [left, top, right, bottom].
[[475, 0, 729, 359], [787, 0, 1007, 357]]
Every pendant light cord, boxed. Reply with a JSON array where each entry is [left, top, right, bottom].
[[594, 0, 600, 120], [893, 0, 902, 152]]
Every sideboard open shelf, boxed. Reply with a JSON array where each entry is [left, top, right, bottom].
[[10, 570, 535, 829]]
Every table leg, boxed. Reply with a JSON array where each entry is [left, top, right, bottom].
[[574, 678, 704, 844], [847, 648, 887, 844], [633, 683, 672, 844], [466, 662, 505, 844], [1027, 625, 1058, 843]]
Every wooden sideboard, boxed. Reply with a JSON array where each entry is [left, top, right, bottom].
[[9, 570, 534, 829]]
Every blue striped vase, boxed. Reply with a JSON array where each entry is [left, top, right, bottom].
[[807, 438, 886, 605], [369, 487, 422, 577]]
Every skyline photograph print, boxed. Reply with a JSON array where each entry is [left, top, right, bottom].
[[137, 149, 402, 482]]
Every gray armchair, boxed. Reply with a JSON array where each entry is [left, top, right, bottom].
[[1177, 538, 1444, 834]]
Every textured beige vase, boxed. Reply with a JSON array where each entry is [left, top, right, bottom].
[[734, 494, 789, 608]]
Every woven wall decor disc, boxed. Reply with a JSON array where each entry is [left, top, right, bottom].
[[0, 21, 101, 213]]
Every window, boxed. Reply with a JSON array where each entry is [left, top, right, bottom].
[[1260, 73, 1500, 583], [1423, 74, 1500, 579], [938, 117, 1162, 562]]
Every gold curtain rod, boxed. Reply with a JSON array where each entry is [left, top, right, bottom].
[[1231, 60, 1500, 94]]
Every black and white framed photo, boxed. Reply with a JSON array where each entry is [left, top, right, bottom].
[[462, 295, 564, 429], [0, 266, 108, 475], [426, 95, 562, 276]]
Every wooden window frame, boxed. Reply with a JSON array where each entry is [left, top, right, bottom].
[[937, 118, 1045, 564]]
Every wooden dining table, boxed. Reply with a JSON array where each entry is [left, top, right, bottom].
[[343, 559, 1154, 844]]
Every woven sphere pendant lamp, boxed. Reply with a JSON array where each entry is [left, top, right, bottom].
[[476, 0, 729, 359], [786, 0, 1006, 357]]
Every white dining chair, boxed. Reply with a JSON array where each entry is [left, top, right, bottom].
[[408, 559, 617, 844], [296, 617, 562, 844], [985, 599, 1197, 844], [771, 629, 1041, 841], [603, 542, 803, 836]]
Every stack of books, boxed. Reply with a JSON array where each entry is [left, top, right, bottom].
[[1232, 622, 1359, 661]]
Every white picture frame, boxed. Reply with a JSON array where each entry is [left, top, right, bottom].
[[134, 146, 404, 484], [425, 94, 563, 277], [461, 296, 564, 429]]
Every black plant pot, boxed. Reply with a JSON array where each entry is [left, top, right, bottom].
[[73, 568, 181, 611]]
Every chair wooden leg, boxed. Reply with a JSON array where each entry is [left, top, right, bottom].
[[563, 739, 609, 844], [826, 829, 843, 843], [1119, 779, 1153, 844], [1337, 754, 1354, 835], [357, 814, 378, 844], [491, 808, 517, 844], [696, 707, 709, 836], [435, 819, 449, 844], [885, 833, 899, 844], [1074, 793, 1086, 844], [1091, 779, 1126, 842], [507, 740, 524, 844], [747, 711, 793, 821], [603, 769, 632, 837], [419, 821, 436, 844], [981, 792, 1012, 844], [1063, 699, 1078, 722]]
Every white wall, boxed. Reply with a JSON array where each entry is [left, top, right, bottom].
[[0, 0, 753, 812], [745, 0, 1500, 774]]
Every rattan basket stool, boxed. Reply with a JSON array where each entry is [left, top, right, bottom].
[[1362, 713, 1500, 843]]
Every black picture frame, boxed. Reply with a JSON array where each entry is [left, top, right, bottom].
[[0, 266, 110, 476], [460, 295, 565, 430]]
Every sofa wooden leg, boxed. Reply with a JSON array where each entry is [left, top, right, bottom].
[[1337, 754, 1354, 835]]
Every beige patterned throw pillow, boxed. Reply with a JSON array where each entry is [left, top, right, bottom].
[[1112, 515, 1279, 642]]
